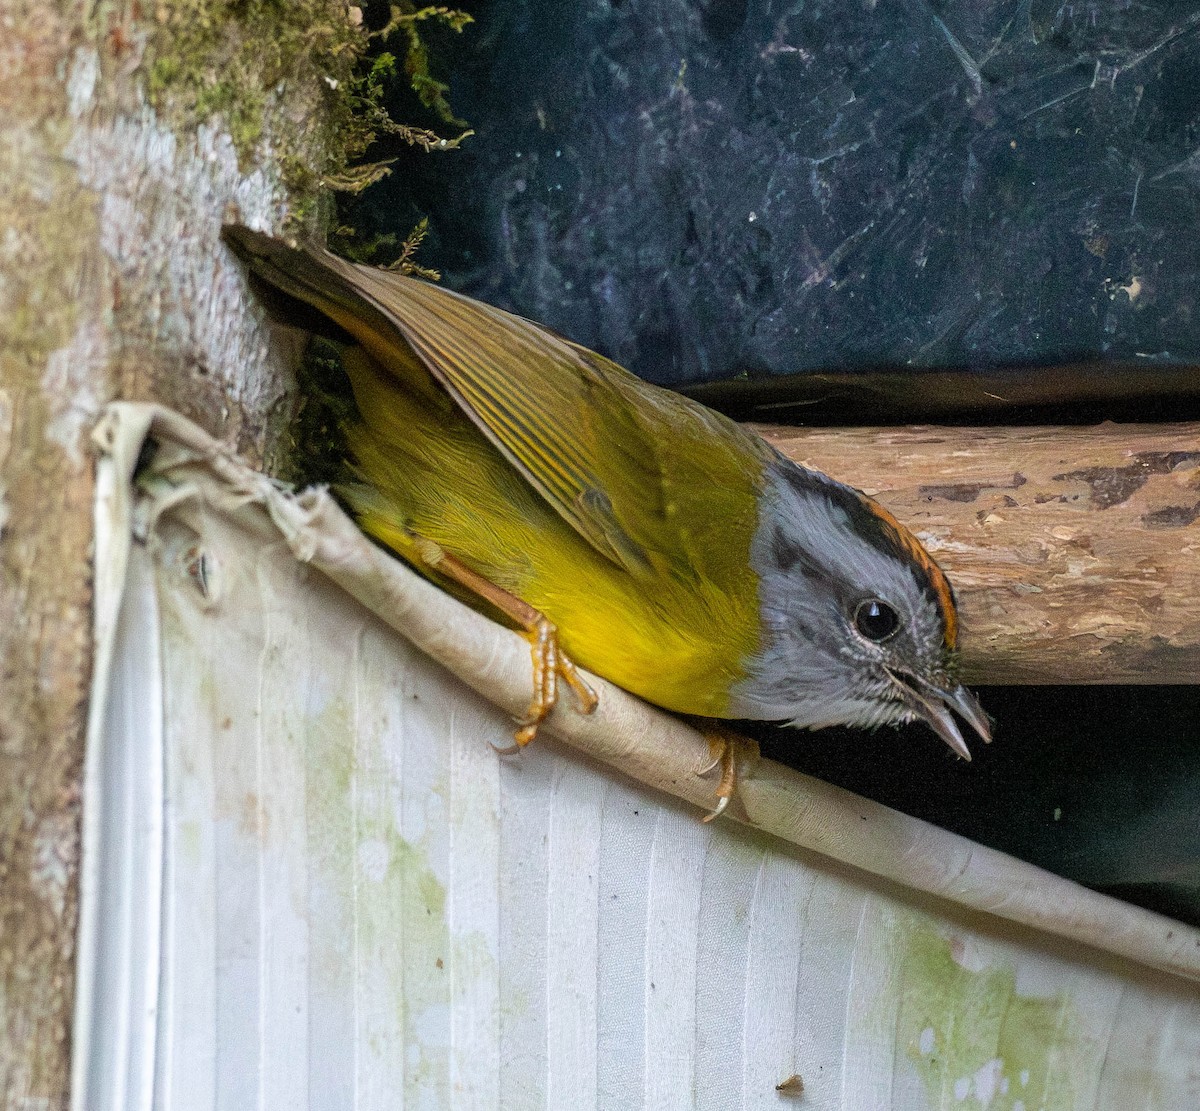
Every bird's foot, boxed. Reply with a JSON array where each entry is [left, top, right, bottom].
[[408, 535, 599, 752], [697, 728, 760, 822], [509, 616, 598, 749]]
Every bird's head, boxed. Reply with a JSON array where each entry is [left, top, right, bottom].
[[734, 458, 990, 758]]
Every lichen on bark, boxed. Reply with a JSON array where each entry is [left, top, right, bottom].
[[132, 0, 364, 195], [0, 6, 108, 1101]]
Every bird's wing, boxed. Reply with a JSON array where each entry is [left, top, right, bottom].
[[223, 226, 775, 583]]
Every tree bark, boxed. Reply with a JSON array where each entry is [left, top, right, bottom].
[[0, 3, 349, 1103], [757, 422, 1200, 684]]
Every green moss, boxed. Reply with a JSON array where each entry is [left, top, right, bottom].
[[97, 0, 474, 475], [275, 336, 356, 489], [897, 919, 1081, 1110], [93, 2, 470, 229], [132, 0, 362, 203]]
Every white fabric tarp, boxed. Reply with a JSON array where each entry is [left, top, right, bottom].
[[74, 403, 1200, 1110]]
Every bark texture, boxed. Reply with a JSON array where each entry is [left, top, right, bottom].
[[0, 3, 347, 1103], [758, 422, 1200, 683]]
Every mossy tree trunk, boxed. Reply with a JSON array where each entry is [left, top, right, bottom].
[[0, 2, 359, 1103]]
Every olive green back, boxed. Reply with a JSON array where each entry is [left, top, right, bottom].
[[224, 225, 776, 596]]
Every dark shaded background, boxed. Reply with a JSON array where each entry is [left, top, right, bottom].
[[342, 1, 1200, 924], [748, 688, 1200, 926], [355, 0, 1200, 386]]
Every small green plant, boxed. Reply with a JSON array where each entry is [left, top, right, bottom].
[[332, 28, 474, 196], [131, 1, 474, 216], [379, 5, 473, 128], [388, 217, 441, 281]]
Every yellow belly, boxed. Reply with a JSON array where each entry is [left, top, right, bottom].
[[341, 348, 758, 717]]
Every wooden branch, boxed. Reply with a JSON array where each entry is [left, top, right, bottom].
[[755, 422, 1200, 684]]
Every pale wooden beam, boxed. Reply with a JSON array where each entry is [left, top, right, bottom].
[[754, 422, 1200, 684]]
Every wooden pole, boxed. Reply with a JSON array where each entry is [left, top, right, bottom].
[[755, 422, 1200, 684]]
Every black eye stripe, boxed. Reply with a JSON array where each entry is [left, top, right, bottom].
[[854, 598, 899, 642], [774, 460, 951, 633], [769, 525, 802, 573], [768, 525, 830, 586]]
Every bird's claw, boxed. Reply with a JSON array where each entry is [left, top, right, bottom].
[[508, 617, 598, 748], [698, 731, 759, 823]]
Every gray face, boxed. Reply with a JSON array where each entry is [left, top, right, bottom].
[[731, 460, 987, 756]]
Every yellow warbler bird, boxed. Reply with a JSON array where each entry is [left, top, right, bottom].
[[223, 226, 989, 809]]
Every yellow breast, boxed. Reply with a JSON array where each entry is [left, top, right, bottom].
[[343, 345, 762, 718]]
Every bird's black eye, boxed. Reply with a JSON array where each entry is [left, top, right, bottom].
[[854, 599, 899, 642]]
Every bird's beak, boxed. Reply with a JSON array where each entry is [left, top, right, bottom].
[[887, 671, 992, 761]]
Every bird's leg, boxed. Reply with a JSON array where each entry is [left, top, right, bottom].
[[411, 536, 599, 749], [696, 726, 760, 822]]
